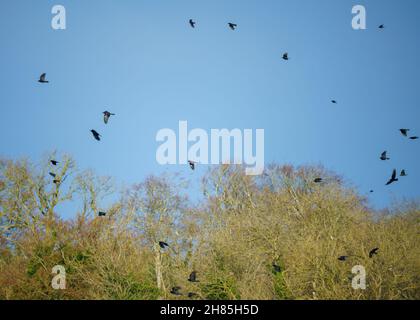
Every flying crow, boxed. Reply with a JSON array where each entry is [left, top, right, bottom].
[[380, 151, 390, 161], [103, 111, 115, 124], [228, 23, 237, 30], [386, 169, 398, 185], [189, 19, 196, 28], [90, 130, 101, 141], [38, 73, 49, 83]]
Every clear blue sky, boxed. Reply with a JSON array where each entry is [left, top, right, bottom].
[[0, 0, 419, 217]]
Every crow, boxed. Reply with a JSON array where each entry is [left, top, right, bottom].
[[188, 160, 196, 171], [331, 100, 337, 104], [189, 19, 196, 28], [170, 286, 182, 296], [338, 256, 348, 262], [400, 170, 407, 177], [386, 169, 398, 185], [188, 271, 199, 283], [49, 172, 56, 178], [90, 130, 101, 141], [314, 178, 323, 183], [282, 53, 289, 61], [159, 241, 169, 249], [272, 263, 281, 273], [38, 73, 49, 83], [409, 136, 419, 140], [50, 160, 59, 166], [228, 23, 237, 30], [103, 111, 115, 124], [370, 190, 374, 193], [98, 212, 107, 217], [378, 24, 385, 29], [369, 247, 379, 258], [400, 129, 410, 137], [380, 151, 390, 161]]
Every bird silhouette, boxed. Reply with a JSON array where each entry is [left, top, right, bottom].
[[38, 73, 49, 83], [98, 211, 107, 217], [338, 256, 348, 262], [370, 190, 374, 193], [386, 169, 398, 185], [188, 160, 196, 171], [282, 53, 289, 61], [103, 111, 115, 124], [49, 172, 56, 178], [188, 271, 199, 283], [409, 136, 419, 140], [170, 286, 182, 296], [228, 23, 237, 30], [50, 160, 59, 166], [331, 100, 337, 104], [380, 151, 390, 161], [53, 179, 61, 185], [188, 292, 198, 298], [400, 170, 407, 177], [314, 178, 323, 183], [400, 129, 410, 137], [159, 241, 169, 249], [90, 130, 101, 141], [379, 24, 385, 29], [189, 19, 196, 28], [369, 247, 379, 258]]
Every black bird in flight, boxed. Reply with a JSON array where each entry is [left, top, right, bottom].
[[49, 172, 56, 178], [314, 178, 323, 183], [386, 169, 398, 185], [170, 286, 182, 296], [90, 130, 101, 141], [338, 256, 348, 262], [282, 53, 289, 61], [400, 170, 407, 177], [189, 19, 196, 28], [159, 241, 169, 249], [38, 73, 49, 83], [98, 211, 107, 217], [103, 111, 115, 124], [400, 129, 410, 137], [378, 24, 385, 29], [188, 271, 199, 283], [409, 136, 419, 140], [331, 100, 337, 104], [50, 160, 59, 166], [228, 23, 237, 30], [370, 190, 374, 193], [369, 247, 379, 258], [272, 263, 281, 273], [380, 151, 390, 161], [188, 160, 196, 171]]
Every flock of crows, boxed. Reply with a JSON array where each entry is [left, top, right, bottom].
[[35, 17, 416, 298]]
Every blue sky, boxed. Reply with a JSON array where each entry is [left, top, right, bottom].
[[0, 0, 419, 217]]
